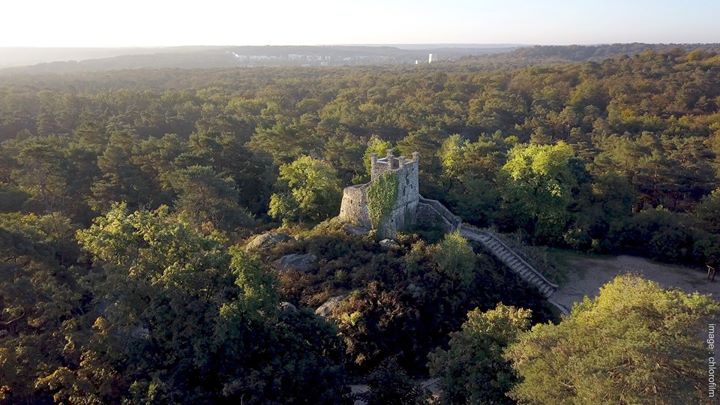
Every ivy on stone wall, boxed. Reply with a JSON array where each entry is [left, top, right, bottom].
[[367, 171, 399, 229]]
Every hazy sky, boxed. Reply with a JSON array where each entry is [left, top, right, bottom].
[[2, 0, 719, 47]]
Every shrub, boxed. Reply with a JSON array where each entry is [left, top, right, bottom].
[[505, 275, 719, 404], [428, 304, 531, 404]]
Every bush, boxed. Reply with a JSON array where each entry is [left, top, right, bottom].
[[505, 275, 720, 404], [611, 207, 695, 262], [272, 227, 555, 376], [428, 304, 531, 404], [363, 358, 429, 405], [430, 231, 476, 288]]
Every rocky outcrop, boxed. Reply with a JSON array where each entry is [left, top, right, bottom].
[[279, 301, 298, 312], [273, 253, 317, 272], [315, 295, 347, 318], [378, 238, 400, 249], [245, 231, 292, 251]]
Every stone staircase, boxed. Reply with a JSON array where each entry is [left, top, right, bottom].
[[459, 225, 568, 314]]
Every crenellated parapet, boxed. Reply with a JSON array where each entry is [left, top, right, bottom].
[[370, 150, 420, 181]]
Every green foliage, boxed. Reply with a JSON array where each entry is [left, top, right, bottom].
[[429, 304, 531, 404], [366, 171, 399, 228], [248, 121, 319, 165], [323, 131, 367, 184], [611, 206, 695, 261], [68, 204, 350, 403], [499, 141, 578, 243], [276, 229, 554, 375], [4, 135, 96, 219], [170, 165, 255, 232], [228, 246, 278, 314], [431, 231, 476, 288], [696, 188, 720, 234], [363, 135, 392, 176], [469, 89, 527, 131], [397, 128, 446, 196], [269, 155, 342, 224], [0, 48, 718, 263], [0, 212, 83, 404], [77, 202, 229, 274], [505, 275, 720, 404], [180, 129, 274, 215], [363, 358, 429, 405], [439, 133, 510, 226], [89, 132, 162, 213]]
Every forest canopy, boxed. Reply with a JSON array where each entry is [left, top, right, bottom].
[[2, 48, 719, 261], [1, 48, 719, 403]]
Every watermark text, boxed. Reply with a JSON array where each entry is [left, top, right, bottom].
[[710, 323, 716, 398]]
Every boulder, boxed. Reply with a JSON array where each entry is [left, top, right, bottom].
[[378, 238, 400, 249], [273, 253, 317, 272], [342, 222, 370, 236], [315, 295, 347, 318], [131, 325, 150, 340], [245, 231, 292, 251], [279, 301, 298, 312]]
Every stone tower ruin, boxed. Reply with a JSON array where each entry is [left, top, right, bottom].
[[338, 150, 420, 238]]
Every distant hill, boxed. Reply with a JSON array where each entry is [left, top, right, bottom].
[[0, 45, 517, 74], [4, 43, 719, 75], [464, 43, 720, 65], [0, 46, 212, 68]]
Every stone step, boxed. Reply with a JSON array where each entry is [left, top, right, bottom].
[[461, 226, 565, 314]]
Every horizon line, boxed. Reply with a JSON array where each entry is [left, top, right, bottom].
[[2, 41, 720, 50]]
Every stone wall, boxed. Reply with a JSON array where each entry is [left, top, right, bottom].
[[377, 198, 419, 238], [416, 197, 462, 232], [338, 184, 371, 228], [417, 203, 451, 233]]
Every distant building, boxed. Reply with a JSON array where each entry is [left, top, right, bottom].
[[428, 53, 433, 64]]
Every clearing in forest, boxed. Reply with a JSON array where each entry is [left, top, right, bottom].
[[552, 252, 719, 310]]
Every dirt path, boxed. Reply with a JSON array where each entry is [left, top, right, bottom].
[[552, 254, 719, 310]]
